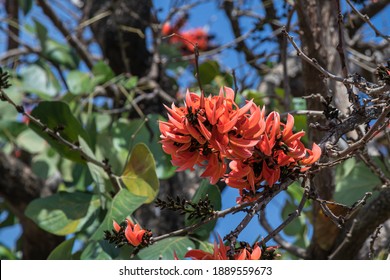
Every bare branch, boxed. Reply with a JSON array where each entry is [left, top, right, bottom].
[[346, 0, 390, 43], [37, 0, 94, 69]]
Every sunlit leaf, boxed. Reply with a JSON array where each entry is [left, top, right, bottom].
[[91, 189, 147, 240], [25, 192, 101, 236], [137, 237, 194, 260], [20, 64, 59, 99], [66, 70, 92, 95], [121, 143, 159, 203]]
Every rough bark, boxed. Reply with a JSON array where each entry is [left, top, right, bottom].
[[0, 152, 63, 259], [296, 0, 339, 259]]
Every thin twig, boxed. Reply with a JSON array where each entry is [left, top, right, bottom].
[[282, 27, 346, 83], [368, 225, 383, 259], [346, 0, 390, 43], [336, 105, 390, 157], [259, 211, 307, 259], [151, 179, 291, 244], [0, 88, 121, 193], [37, 0, 94, 69], [263, 178, 310, 243], [328, 219, 358, 259]]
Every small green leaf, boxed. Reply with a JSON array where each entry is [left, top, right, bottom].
[[91, 189, 147, 240], [44, 40, 79, 69], [185, 180, 221, 240], [92, 61, 115, 85], [34, 19, 48, 47], [20, 64, 59, 99], [121, 143, 159, 203], [123, 76, 138, 90], [18, 0, 33, 15], [29, 101, 90, 162], [47, 238, 75, 260], [66, 70, 92, 95], [137, 237, 194, 260], [281, 201, 305, 237], [25, 192, 101, 236], [197, 61, 220, 85]]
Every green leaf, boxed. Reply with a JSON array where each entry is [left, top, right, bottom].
[[25, 192, 100, 236], [242, 89, 265, 107], [91, 189, 147, 240], [16, 129, 46, 153], [281, 201, 306, 236], [121, 143, 159, 203], [78, 136, 108, 204], [92, 61, 115, 85], [185, 180, 221, 240], [47, 238, 75, 260], [0, 120, 27, 139], [0, 245, 17, 260], [34, 19, 48, 47], [137, 237, 194, 260], [44, 40, 79, 69], [29, 101, 90, 162], [197, 61, 220, 85], [66, 70, 92, 95], [18, 0, 33, 15], [80, 241, 113, 260], [123, 76, 138, 90], [335, 158, 385, 205], [20, 64, 59, 99]]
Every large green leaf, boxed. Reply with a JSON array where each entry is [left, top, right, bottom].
[[91, 189, 147, 240], [66, 70, 92, 95], [29, 101, 90, 163], [114, 115, 176, 179], [92, 61, 115, 85], [80, 241, 114, 260], [47, 238, 75, 260], [25, 192, 100, 236], [185, 180, 221, 240], [121, 143, 159, 203], [137, 237, 194, 260], [335, 158, 386, 205], [20, 64, 59, 99]]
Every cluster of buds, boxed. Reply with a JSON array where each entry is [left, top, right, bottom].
[[104, 219, 152, 248], [183, 236, 278, 260], [160, 87, 321, 202]]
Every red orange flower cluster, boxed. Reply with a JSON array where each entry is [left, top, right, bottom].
[[184, 236, 273, 260], [162, 19, 210, 53], [159, 87, 321, 201], [113, 219, 150, 247]]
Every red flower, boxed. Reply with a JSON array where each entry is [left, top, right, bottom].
[[113, 220, 121, 232], [185, 236, 228, 260], [160, 87, 321, 199], [124, 219, 147, 247], [184, 237, 264, 260]]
